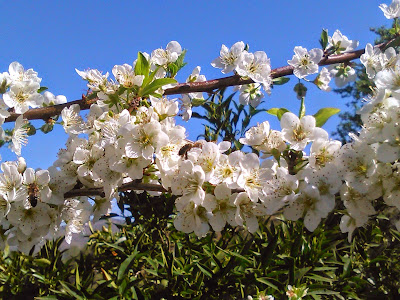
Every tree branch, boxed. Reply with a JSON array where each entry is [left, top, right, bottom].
[[5, 39, 396, 199], [4, 40, 393, 123], [64, 181, 245, 198]]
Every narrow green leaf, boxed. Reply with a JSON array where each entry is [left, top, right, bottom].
[[313, 107, 340, 127], [58, 281, 84, 299], [134, 52, 150, 76], [273, 77, 290, 85], [319, 29, 329, 50], [140, 78, 177, 97], [305, 274, 333, 283], [33, 258, 51, 267], [117, 250, 138, 281], [75, 264, 80, 289], [197, 263, 213, 278], [37, 86, 48, 93], [256, 277, 280, 291]]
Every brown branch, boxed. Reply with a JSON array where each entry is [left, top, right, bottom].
[[5, 39, 397, 199], [64, 181, 169, 198], [4, 39, 393, 124], [64, 181, 245, 198]]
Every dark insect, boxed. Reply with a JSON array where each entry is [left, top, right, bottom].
[[178, 141, 204, 159], [28, 183, 40, 208]]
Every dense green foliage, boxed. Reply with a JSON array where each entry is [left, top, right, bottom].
[[1, 195, 400, 299]]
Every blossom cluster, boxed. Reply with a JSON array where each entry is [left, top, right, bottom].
[[0, 8, 399, 254], [0, 62, 67, 157]]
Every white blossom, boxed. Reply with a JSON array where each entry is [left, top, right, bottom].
[[288, 46, 323, 79], [211, 41, 245, 74]]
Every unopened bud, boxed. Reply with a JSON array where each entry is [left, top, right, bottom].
[[17, 157, 26, 173], [294, 82, 307, 100]]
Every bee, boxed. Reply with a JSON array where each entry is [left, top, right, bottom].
[[178, 141, 204, 159], [27, 183, 40, 208]]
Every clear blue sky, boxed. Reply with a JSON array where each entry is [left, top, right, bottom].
[[0, 1, 389, 169]]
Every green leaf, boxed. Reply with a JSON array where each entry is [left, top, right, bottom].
[[272, 77, 290, 85], [58, 281, 84, 299], [175, 49, 187, 69], [167, 63, 179, 77], [134, 52, 150, 76], [234, 140, 243, 150], [37, 86, 48, 93], [313, 107, 340, 127], [75, 264, 80, 289], [101, 268, 118, 289], [256, 277, 280, 291], [305, 274, 333, 283], [33, 258, 51, 267], [319, 29, 329, 50], [191, 98, 206, 107], [267, 107, 290, 121], [197, 263, 213, 278], [117, 250, 138, 281], [139, 78, 177, 97], [40, 123, 54, 134]]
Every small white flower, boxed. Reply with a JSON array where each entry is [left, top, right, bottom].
[[234, 192, 267, 233], [280, 112, 328, 150], [172, 161, 205, 210], [360, 44, 383, 79], [261, 167, 299, 214], [236, 51, 272, 88], [202, 184, 237, 232], [43, 91, 67, 106], [174, 202, 210, 237], [237, 84, 264, 107], [375, 68, 400, 94], [237, 153, 272, 202], [61, 104, 86, 135], [11, 116, 29, 156], [329, 63, 356, 87], [379, 0, 400, 19], [327, 30, 359, 54], [151, 41, 182, 66], [3, 81, 43, 114], [122, 121, 168, 160], [288, 46, 323, 79], [211, 41, 245, 74], [75, 68, 109, 92], [8, 62, 41, 84], [313, 67, 332, 91], [112, 64, 144, 88], [309, 139, 342, 169]]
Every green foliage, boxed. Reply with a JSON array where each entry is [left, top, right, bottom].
[[192, 88, 265, 149], [1, 204, 400, 299]]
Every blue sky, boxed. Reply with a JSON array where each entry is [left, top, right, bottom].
[[0, 0, 390, 169]]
